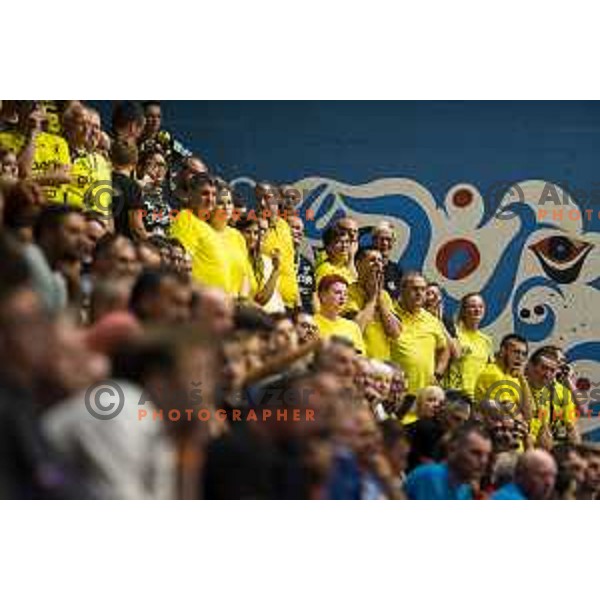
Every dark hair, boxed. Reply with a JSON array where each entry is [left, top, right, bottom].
[[0, 231, 31, 306], [380, 420, 409, 451], [112, 101, 145, 131], [188, 172, 217, 192], [500, 333, 528, 352], [233, 303, 276, 333], [355, 245, 379, 265], [322, 224, 347, 248], [93, 233, 127, 262], [448, 421, 491, 448], [33, 205, 82, 242], [235, 214, 260, 232], [111, 138, 138, 167], [129, 269, 174, 318]]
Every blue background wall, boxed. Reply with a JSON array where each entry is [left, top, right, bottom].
[[157, 100, 600, 231]]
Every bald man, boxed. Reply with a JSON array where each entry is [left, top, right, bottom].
[[491, 449, 557, 500]]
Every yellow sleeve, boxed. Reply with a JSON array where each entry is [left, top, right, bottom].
[[344, 284, 362, 315], [433, 318, 448, 350], [474, 369, 493, 404], [55, 135, 70, 166], [0, 131, 22, 153], [350, 321, 367, 355]]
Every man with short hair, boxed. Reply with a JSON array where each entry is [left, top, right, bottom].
[[288, 215, 315, 313], [577, 446, 600, 500], [34, 205, 87, 303], [314, 274, 365, 355], [62, 104, 111, 213], [92, 233, 140, 280], [405, 423, 492, 499], [474, 333, 533, 422], [343, 246, 401, 361], [129, 270, 191, 325], [169, 173, 232, 291], [111, 101, 145, 144], [393, 272, 449, 406], [190, 286, 234, 338], [372, 221, 402, 299], [491, 449, 557, 499]]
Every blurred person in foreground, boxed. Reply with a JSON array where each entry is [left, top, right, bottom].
[[0, 233, 87, 498], [405, 422, 492, 500], [490, 449, 557, 500]]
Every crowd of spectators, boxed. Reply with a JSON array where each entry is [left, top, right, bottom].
[[0, 99, 597, 500]]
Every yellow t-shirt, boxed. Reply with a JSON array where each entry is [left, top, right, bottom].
[[474, 361, 523, 413], [446, 326, 493, 397], [65, 151, 112, 209], [170, 210, 231, 291], [218, 226, 252, 297], [261, 218, 299, 308], [314, 313, 366, 354], [315, 260, 356, 287], [345, 283, 395, 360], [0, 130, 70, 203], [392, 305, 447, 395], [529, 381, 578, 441]]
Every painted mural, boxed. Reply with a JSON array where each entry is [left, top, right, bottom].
[[231, 175, 600, 399]]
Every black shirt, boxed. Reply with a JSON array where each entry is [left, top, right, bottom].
[[383, 260, 403, 300], [112, 171, 143, 239], [296, 253, 315, 313]]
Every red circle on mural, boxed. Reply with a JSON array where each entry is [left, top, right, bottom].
[[436, 238, 481, 280], [452, 188, 473, 208]]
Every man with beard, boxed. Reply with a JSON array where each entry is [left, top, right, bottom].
[[33, 205, 87, 305]]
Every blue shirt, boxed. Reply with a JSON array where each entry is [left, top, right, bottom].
[[405, 463, 473, 500], [490, 482, 527, 500]]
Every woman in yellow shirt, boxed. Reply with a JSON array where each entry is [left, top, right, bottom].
[[445, 293, 493, 398], [209, 182, 251, 298], [314, 225, 357, 286], [236, 215, 285, 313]]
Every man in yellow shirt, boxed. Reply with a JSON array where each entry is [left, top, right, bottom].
[[474, 334, 533, 422], [343, 247, 401, 361], [314, 274, 366, 354], [62, 104, 112, 214], [169, 173, 232, 291], [392, 272, 449, 401], [526, 346, 579, 446], [0, 101, 71, 203], [255, 182, 299, 309]]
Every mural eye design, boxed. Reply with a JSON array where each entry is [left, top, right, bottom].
[[530, 235, 593, 284]]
